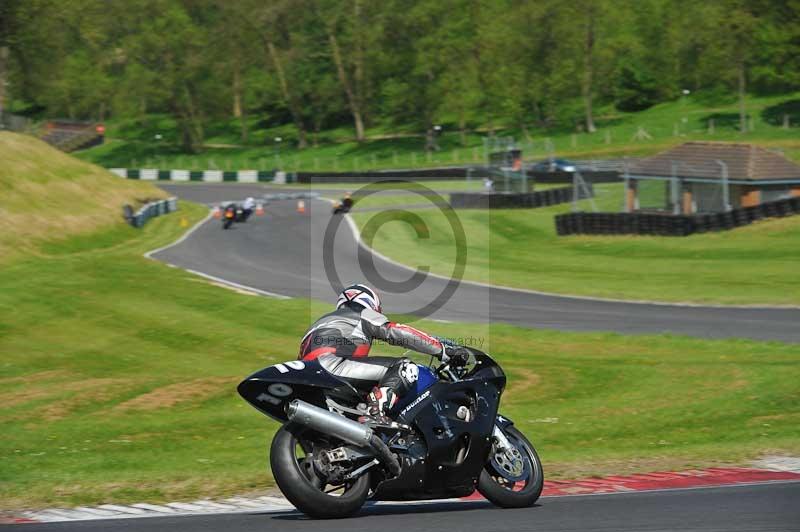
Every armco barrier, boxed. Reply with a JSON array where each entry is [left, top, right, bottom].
[[111, 168, 276, 183], [123, 197, 178, 228], [555, 196, 800, 237], [450, 184, 593, 209], [111, 167, 465, 183], [110, 166, 622, 185]]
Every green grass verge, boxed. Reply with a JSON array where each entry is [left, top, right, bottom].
[[351, 184, 800, 305], [0, 132, 169, 262], [2, 200, 800, 510], [76, 92, 800, 171]]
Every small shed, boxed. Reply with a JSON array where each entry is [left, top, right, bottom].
[[625, 142, 800, 214]]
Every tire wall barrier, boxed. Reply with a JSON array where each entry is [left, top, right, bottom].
[[297, 169, 620, 184], [555, 196, 800, 237], [529, 171, 620, 184], [123, 197, 179, 228], [450, 184, 593, 209], [295, 167, 474, 183]]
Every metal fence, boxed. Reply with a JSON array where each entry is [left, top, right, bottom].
[[123, 197, 178, 228]]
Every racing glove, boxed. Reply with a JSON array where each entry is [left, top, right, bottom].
[[442, 344, 470, 367]]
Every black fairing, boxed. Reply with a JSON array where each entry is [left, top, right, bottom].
[[237, 359, 359, 422], [373, 350, 507, 501], [239, 351, 512, 502]]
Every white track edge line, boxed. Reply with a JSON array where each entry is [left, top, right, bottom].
[[183, 268, 291, 299], [142, 208, 291, 300], [143, 210, 213, 259], [336, 205, 800, 311]]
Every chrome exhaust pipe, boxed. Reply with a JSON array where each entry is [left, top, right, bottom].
[[287, 399, 373, 447], [286, 399, 400, 477]]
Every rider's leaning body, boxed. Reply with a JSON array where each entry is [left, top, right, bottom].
[[299, 283, 465, 423]]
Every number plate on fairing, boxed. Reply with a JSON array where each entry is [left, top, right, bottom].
[[237, 359, 352, 422]]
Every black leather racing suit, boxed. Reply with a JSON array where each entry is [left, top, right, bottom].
[[298, 303, 443, 401]]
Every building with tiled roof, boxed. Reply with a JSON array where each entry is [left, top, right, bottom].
[[624, 142, 800, 213]]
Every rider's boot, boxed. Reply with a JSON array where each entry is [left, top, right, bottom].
[[359, 386, 397, 427]]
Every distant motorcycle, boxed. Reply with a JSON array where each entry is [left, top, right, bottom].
[[221, 203, 252, 229], [238, 340, 544, 519], [221, 205, 240, 229], [332, 196, 354, 215]]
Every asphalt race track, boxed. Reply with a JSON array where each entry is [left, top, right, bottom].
[[8, 482, 800, 531], [155, 184, 800, 342]]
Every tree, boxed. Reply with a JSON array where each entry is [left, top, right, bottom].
[[687, 0, 758, 132], [210, 0, 262, 142], [749, 0, 800, 93], [319, 0, 380, 143], [290, 20, 344, 147], [3, 0, 797, 154], [0, 0, 18, 117], [377, 0, 444, 150], [121, 0, 213, 152]]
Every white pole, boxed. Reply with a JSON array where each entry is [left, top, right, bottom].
[[671, 162, 680, 214], [717, 160, 731, 211]]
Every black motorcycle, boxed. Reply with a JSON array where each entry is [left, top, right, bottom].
[[332, 197, 354, 215], [238, 344, 543, 518], [221, 204, 250, 229]]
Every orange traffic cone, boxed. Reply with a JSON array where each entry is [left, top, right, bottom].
[[297, 200, 306, 214], [255, 203, 265, 216], [212, 206, 221, 219]]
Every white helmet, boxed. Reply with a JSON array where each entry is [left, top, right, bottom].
[[336, 283, 382, 313]]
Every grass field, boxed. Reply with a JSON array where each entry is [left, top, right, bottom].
[[75, 92, 800, 171], [2, 135, 799, 510], [351, 184, 800, 305], [1, 198, 799, 510]]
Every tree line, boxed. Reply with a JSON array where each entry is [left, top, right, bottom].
[[1, 0, 798, 152]]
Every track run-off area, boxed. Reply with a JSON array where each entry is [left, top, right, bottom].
[[154, 183, 800, 343]]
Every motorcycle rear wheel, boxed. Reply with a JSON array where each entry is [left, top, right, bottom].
[[477, 425, 543, 508], [270, 425, 370, 519]]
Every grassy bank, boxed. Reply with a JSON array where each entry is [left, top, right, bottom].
[[76, 93, 800, 171], [351, 184, 800, 305], [2, 204, 800, 509], [0, 132, 168, 263]]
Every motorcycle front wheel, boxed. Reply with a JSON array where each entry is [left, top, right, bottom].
[[270, 425, 370, 519], [477, 425, 543, 508]]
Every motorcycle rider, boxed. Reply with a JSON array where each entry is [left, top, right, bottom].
[[341, 192, 354, 211], [241, 196, 256, 220], [299, 283, 468, 425]]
